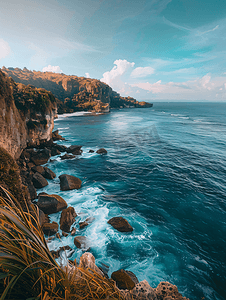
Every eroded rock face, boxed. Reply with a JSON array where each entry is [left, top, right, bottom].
[[108, 217, 133, 232], [37, 194, 67, 214], [31, 148, 51, 165], [111, 269, 138, 290], [60, 207, 77, 232], [154, 282, 189, 300], [52, 130, 65, 141], [59, 174, 82, 191], [122, 280, 157, 300], [32, 172, 48, 188]]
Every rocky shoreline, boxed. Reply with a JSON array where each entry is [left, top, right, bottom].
[[14, 129, 189, 300]]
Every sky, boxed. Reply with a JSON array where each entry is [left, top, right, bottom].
[[1, 0, 226, 101]]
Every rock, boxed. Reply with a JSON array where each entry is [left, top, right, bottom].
[[31, 148, 51, 165], [59, 174, 82, 191], [52, 130, 65, 141], [51, 147, 61, 156], [31, 165, 45, 176], [154, 282, 189, 300], [108, 217, 133, 232], [56, 233, 61, 239], [50, 245, 73, 259], [71, 227, 76, 236], [62, 231, 68, 237], [111, 269, 138, 290], [66, 145, 83, 155], [60, 207, 77, 232], [79, 252, 104, 277], [37, 194, 67, 214], [38, 208, 46, 226], [32, 172, 48, 189], [42, 222, 58, 236], [96, 148, 107, 154], [26, 178, 37, 200], [60, 153, 75, 160], [27, 162, 35, 169], [122, 280, 157, 300], [43, 167, 56, 179], [53, 144, 67, 152], [74, 236, 89, 250], [89, 149, 94, 153], [79, 221, 89, 229]]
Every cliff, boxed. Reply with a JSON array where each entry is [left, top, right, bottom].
[[2, 67, 153, 113], [0, 70, 57, 159]]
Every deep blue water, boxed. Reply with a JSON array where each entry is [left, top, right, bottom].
[[43, 102, 226, 300]]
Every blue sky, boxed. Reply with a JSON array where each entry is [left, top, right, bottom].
[[1, 0, 226, 101]]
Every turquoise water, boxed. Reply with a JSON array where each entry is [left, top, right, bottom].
[[42, 102, 226, 300]]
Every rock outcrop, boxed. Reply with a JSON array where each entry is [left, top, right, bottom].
[[60, 207, 77, 232], [108, 216, 133, 232], [37, 194, 67, 214], [59, 174, 82, 191]]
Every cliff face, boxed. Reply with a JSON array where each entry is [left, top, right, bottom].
[[0, 70, 57, 159], [2, 67, 153, 113]]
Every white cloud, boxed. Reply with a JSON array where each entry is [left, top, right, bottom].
[[42, 65, 63, 73], [130, 66, 155, 78], [85, 72, 90, 78], [101, 59, 135, 86], [0, 38, 11, 59]]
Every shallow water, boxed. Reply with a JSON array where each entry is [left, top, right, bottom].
[[40, 102, 226, 300]]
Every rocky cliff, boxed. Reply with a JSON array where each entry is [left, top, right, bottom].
[[2, 67, 153, 113], [0, 70, 57, 159]]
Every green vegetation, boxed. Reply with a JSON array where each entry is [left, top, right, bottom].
[[0, 187, 124, 300]]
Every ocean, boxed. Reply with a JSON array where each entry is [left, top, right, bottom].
[[41, 102, 226, 300]]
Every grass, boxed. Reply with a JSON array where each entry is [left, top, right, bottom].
[[0, 186, 124, 300]]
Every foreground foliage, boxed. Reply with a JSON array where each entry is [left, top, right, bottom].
[[0, 187, 124, 299]]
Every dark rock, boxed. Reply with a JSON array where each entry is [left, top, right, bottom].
[[26, 178, 37, 200], [71, 227, 76, 236], [79, 221, 89, 229], [154, 282, 189, 300], [39, 138, 53, 149], [108, 217, 133, 232], [52, 130, 65, 141], [43, 167, 56, 179], [31, 148, 51, 165], [32, 172, 48, 189], [89, 149, 94, 153], [38, 208, 46, 226], [59, 174, 82, 191], [31, 165, 45, 176], [66, 145, 83, 155], [53, 144, 67, 152], [50, 245, 73, 259], [111, 269, 138, 290], [27, 162, 35, 169], [74, 236, 89, 249], [37, 194, 67, 214], [62, 231, 69, 237], [60, 153, 76, 160], [60, 207, 77, 232], [42, 222, 58, 236], [51, 147, 61, 156], [96, 148, 107, 154]]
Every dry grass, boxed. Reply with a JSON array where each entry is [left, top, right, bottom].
[[0, 186, 124, 300]]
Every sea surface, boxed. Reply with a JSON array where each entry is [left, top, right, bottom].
[[41, 102, 226, 300]]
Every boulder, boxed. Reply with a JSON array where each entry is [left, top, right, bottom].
[[79, 252, 104, 277], [44, 167, 56, 179], [59, 174, 82, 191], [37, 194, 67, 214], [107, 217, 133, 232], [66, 145, 83, 155], [52, 130, 65, 141], [60, 153, 76, 160], [50, 245, 74, 259], [42, 222, 58, 236], [111, 269, 138, 290], [71, 227, 76, 236], [53, 144, 67, 152], [96, 148, 107, 154], [26, 178, 37, 200], [89, 149, 94, 153], [79, 221, 89, 229], [31, 148, 51, 165], [122, 280, 157, 300], [51, 147, 61, 156], [31, 165, 45, 176], [60, 207, 77, 232], [32, 172, 48, 189], [38, 208, 46, 227], [154, 282, 189, 300], [74, 236, 89, 250]]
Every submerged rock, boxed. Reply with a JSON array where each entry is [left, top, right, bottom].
[[60, 207, 77, 232], [107, 217, 133, 232], [32, 172, 48, 188], [111, 269, 138, 290], [37, 194, 67, 214], [60, 153, 76, 160], [88, 149, 94, 153], [42, 222, 58, 236], [66, 145, 83, 155], [96, 148, 107, 154], [59, 174, 82, 191]]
